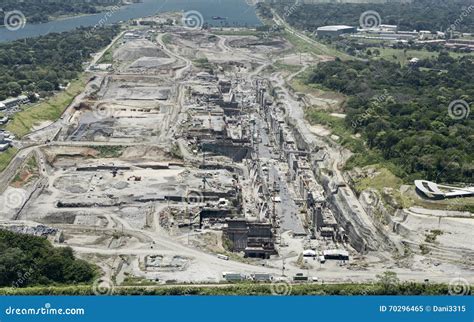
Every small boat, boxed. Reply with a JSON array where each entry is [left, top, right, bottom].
[[212, 16, 227, 20]]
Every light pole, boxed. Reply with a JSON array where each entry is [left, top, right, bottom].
[[282, 258, 286, 277]]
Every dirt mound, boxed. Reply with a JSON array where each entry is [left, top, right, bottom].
[[128, 57, 175, 69], [227, 36, 288, 50], [114, 39, 168, 62], [43, 146, 100, 164]]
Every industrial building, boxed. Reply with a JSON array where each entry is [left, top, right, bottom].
[[0, 95, 29, 110], [224, 219, 277, 259], [316, 25, 356, 38], [0, 132, 12, 152]]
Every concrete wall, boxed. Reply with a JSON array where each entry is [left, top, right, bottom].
[[287, 116, 395, 253]]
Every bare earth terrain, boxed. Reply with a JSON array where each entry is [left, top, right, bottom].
[[0, 15, 472, 287]]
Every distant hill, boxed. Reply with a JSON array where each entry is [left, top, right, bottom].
[[0, 0, 123, 25], [269, 0, 474, 33], [265, 0, 413, 4]]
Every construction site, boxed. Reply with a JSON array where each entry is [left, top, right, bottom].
[[0, 14, 472, 286]]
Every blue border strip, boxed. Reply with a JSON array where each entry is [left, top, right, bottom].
[[0, 296, 472, 322]]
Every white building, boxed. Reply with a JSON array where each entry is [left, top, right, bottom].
[[415, 180, 474, 199], [0, 133, 11, 152], [379, 24, 398, 32], [0, 95, 29, 109]]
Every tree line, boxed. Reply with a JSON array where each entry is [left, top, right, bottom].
[[0, 229, 95, 287], [0, 25, 120, 101], [0, 0, 122, 25]]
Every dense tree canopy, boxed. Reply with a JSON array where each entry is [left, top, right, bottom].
[[0, 229, 95, 287], [307, 53, 473, 183], [0, 25, 120, 100], [273, 0, 474, 33]]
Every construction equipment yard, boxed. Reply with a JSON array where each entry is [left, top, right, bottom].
[[0, 14, 473, 286]]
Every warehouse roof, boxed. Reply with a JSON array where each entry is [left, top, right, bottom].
[[317, 25, 355, 32]]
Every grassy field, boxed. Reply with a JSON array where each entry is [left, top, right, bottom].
[[0, 282, 462, 296], [193, 58, 213, 70], [10, 154, 39, 188], [369, 47, 438, 64], [367, 47, 473, 65], [273, 61, 303, 73], [0, 147, 18, 173], [4, 76, 87, 138], [287, 62, 346, 102], [290, 76, 326, 94], [97, 49, 114, 64], [353, 166, 404, 194]]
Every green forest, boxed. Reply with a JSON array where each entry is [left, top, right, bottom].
[[0, 229, 95, 287], [273, 0, 474, 33], [0, 25, 120, 101], [0, 0, 122, 25], [306, 53, 473, 184]]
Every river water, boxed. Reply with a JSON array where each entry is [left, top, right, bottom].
[[0, 0, 260, 42]]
